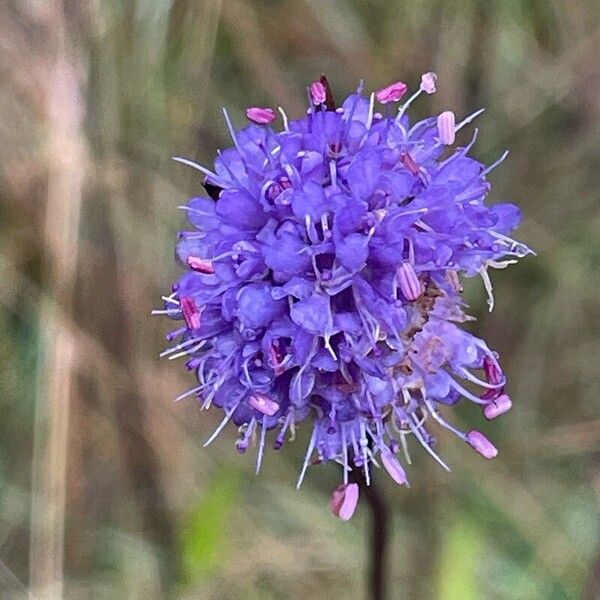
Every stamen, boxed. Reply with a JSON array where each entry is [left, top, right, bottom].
[[400, 152, 420, 175], [222, 108, 243, 155], [397, 262, 423, 301], [203, 402, 239, 447], [407, 412, 451, 471], [255, 416, 268, 474], [483, 355, 503, 386], [437, 111, 456, 145], [457, 366, 505, 390], [479, 265, 494, 312], [380, 449, 409, 486], [172, 157, 227, 188], [447, 375, 489, 405], [159, 335, 204, 358], [236, 419, 256, 454], [420, 72, 437, 94], [396, 88, 423, 123], [455, 108, 485, 132], [359, 419, 370, 486], [296, 425, 318, 489], [466, 430, 498, 458], [365, 92, 375, 130], [180, 296, 202, 330], [167, 341, 206, 361], [375, 81, 408, 104], [186, 256, 215, 274], [310, 81, 327, 105], [423, 398, 466, 439], [175, 384, 204, 403], [274, 411, 293, 449], [342, 425, 349, 484], [248, 392, 279, 416], [483, 393, 512, 420], [329, 160, 337, 188], [277, 107, 289, 131], [480, 150, 509, 178], [330, 483, 359, 521], [166, 327, 186, 341], [246, 106, 276, 125], [151, 308, 179, 315]]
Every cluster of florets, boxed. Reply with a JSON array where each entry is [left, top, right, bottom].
[[157, 74, 530, 520]]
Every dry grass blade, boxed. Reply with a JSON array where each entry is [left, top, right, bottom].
[[28, 4, 88, 599]]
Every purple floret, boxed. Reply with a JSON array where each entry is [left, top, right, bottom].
[[157, 74, 531, 519]]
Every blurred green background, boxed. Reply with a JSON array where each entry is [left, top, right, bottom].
[[1, 1, 599, 598]]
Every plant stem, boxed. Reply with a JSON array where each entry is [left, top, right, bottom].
[[354, 470, 390, 600]]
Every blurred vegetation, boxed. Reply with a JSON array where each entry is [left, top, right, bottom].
[[1, 0, 599, 598]]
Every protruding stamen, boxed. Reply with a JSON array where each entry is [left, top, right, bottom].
[[420, 72, 437, 94], [296, 426, 318, 488], [407, 414, 451, 472], [273, 411, 293, 450], [246, 107, 276, 124], [186, 256, 215, 274], [319, 75, 336, 110], [236, 419, 256, 454], [172, 157, 227, 187], [203, 402, 239, 447], [365, 92, 375, 130], [479, 265, 495, 312], [483, 394, 512, 420], [437, 111, 456, 145], [466, 430, 498, 458], [180, 296, 202, 330], [380, 450, 409, 486], [277, 106, 289, 131], [310, 81, 327, 105], [330, 483, 359, 521], [397, 262, 423, 301], [400, 152, 420, 175], [256, 417, 268, 474], [248, 392, 279, 416], [375, 81, 408, 104]]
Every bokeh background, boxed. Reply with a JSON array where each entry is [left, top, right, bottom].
[[1, 1, 600, 598]]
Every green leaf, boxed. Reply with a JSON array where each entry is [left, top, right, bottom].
[[180, 466, 242, 581], [438, 519, 481, 600]]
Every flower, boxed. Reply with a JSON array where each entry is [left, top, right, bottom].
[[159, 73, 531, 519]]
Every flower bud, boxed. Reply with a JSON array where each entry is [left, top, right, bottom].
[[310, 81, 327, 105], [466, 430, 498, 459], [375, 81, 408, 104], [246, 107, 276, 124], [248, 392, 279, 416], [437, 111, 456, 145], [420, 72, 437, 94], [381, 450, 409, 486], [397, 262, 423, 301], [483, 393, 512, 420], [330, 483, 359, 521]]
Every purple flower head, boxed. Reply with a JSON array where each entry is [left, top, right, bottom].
[[159, 73, 531, 519]]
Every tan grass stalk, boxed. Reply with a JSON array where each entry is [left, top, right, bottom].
[[28, 4, 88, 598]]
